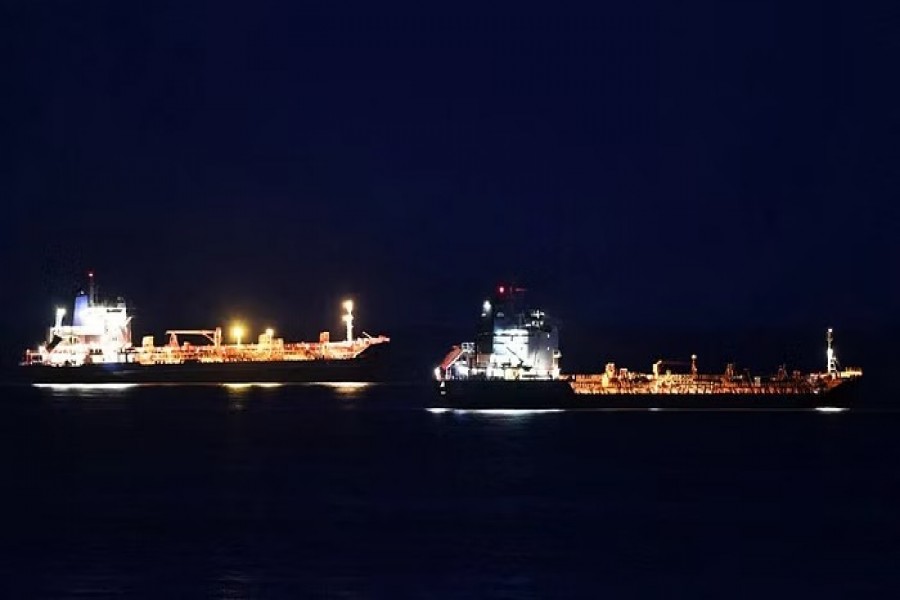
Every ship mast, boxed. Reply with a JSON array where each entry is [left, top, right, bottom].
[[88, 271, 96, 306], [826, 328, 838, 375], [343, 300, 354, 342]]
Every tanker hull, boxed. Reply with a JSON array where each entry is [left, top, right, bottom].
[[16, 345, 390, 385], [434, 378, 859, 410]]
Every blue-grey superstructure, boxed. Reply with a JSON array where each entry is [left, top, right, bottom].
[[439, 285, 560, 381]]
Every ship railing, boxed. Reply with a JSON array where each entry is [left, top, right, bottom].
[[839, 367, 863, 378], [22, 350, 44, 366], [568, 370, 829, 394], [569, 380, 823, 395], [131, 334, 391, 364]]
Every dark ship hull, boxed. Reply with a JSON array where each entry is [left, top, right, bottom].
[[14, 345, 390, 385], [434, 378, 860, 410]]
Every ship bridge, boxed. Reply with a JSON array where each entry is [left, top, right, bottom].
[[440, 285, 561, 381]]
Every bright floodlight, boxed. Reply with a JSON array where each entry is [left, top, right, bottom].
[[265, 328, 274, 338], [343, 299, 354, 313], [231, 324, 245, 344]]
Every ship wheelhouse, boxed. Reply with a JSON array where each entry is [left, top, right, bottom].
[[441, 285, 561, 381]]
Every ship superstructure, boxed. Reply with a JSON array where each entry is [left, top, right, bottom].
[[24, 272, 135, 367], [438, 285, 560, 381], [435, 285, 862, 405], [22, 275, 389, 376]]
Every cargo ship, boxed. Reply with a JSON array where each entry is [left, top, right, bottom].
[[433, 286, 862, 410], [17, 274, 390, 384]]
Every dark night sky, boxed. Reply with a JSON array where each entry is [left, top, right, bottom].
[[1, 0, 897, 364]]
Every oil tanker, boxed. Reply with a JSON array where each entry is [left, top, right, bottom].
[[433, 285, 862, 410], [17, 274, 390, 384]]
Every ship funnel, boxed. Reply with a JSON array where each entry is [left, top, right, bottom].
[[73, 293, 89, 326]]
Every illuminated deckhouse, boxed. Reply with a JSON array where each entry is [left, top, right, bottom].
[[35, 277, 134, 366], [439, 285, 561, 381]]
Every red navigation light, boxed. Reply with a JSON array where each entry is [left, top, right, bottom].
[[498, 286, 505, 294], [88, 271, 94, 278]]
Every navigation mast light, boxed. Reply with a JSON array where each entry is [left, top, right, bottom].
[[342, 299, 354, 342], [231, 324, 245, 346]]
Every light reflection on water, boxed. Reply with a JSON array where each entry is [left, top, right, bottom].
[[427, 408, 564, 417], [315, 381, 373, 398], [33, 383, 139, 391], [3, 382, 891, 598], [29, 381, 380, 408], [217, 570, 255, 600], [222, 383, 283, 390], [317, 381, 371, 390], [33, 383, 141, 400]]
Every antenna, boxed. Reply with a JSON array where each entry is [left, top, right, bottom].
[[88, 271, 96, 306]]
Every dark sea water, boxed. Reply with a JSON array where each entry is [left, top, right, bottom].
[[1, 381, 899, 598]]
